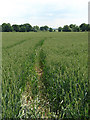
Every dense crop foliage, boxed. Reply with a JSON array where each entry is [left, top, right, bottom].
[[2, 32, 89, 119]]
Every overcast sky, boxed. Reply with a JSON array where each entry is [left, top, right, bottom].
[[0, 0, 89, 28]]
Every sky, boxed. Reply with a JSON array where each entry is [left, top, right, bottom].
[[0, 0, 89, 28]]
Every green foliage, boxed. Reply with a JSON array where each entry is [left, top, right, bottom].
[[12, 24, 19, 32], [2, 23, 13, 32], [33, 25, 39, 32], [43, 25, 49, 31], [62, 25, 71, 32], [2, 32, 89, 119], [79, 23, 87, 32], [69, 24, 80, 32], [1, 23, 89, 32], [58, 27, 62, 32], [49, 28, 53, 32], [40, 26, 49, 31], [23, 23, 32, 32], [19, 25, 26, 32], [40, 26, 45, 31]]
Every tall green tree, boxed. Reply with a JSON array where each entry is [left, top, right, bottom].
[[85, 24, 90, 31], [43, 25, 49, 31], [12, 24, 19, 32], [69, 24, 76, 29], [33, 25, 39, 32], [79, 23, 87, 32], [23, 23, 32, 32], [19, 25, 26, 32], [58, 27, 62, 32], [40, 26, 45, 31], [2, 23, 13, 32], [73, 26, 80, 32], [69, 24, 80, 32], [49, 28, 53, 32], [62, 25, 71, 32]]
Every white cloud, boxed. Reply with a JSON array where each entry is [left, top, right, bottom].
[[0, 0, 89, 27]]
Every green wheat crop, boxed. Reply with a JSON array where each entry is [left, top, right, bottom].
[[2, 32, 89, 119]]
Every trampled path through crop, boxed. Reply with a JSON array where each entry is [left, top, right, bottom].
[[19, 38, 51, 118]]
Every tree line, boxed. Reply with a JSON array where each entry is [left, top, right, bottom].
[[1, 23, 90, 32]]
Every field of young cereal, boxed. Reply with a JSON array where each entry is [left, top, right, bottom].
[[2, 32, 89, 119]]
